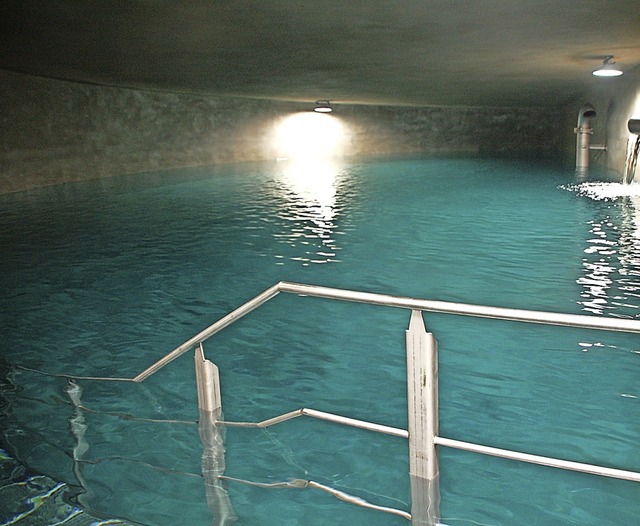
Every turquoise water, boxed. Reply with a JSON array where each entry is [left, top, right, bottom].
[[1, 157, 639, 525]]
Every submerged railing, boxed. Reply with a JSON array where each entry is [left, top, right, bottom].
[[73, 282, 640, 524]]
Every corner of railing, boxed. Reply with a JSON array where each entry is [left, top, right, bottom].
[[132, 282, 286, 382], [276, 280, 298, 292]]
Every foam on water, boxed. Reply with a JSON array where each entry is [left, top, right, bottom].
[[562, 181, 640, 201]]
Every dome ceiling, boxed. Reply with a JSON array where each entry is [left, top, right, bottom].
[[1, 1, 639, 108]]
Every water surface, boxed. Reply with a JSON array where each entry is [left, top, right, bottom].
[[1, 157, 639, 525]]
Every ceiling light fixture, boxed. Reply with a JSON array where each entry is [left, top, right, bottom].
[[313, 100, 333, 113], [592, 56, 623, 77]]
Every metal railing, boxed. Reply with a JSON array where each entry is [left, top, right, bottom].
[[79, 281, 640, 524], [132, 280, 640, 382]]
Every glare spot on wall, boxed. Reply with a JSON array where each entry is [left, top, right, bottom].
[[273, 112, 347, 160], [271, 112, 350, 217]]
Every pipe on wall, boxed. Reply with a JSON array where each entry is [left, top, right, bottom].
[[624, 119, 640, 184], [575, 104, 597, 172]]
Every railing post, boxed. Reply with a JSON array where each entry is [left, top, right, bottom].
[[195, 343, 222, 412], [195, 343, 236, 524], [406, 310, 440, 526]]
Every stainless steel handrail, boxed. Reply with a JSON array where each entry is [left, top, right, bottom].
[[193, 406, 640, 484], [218, 407, 409, 438], [73, 281, 640, 524], [133, 281, 640, 381], [133, 283, 282, 381], [434, 436, 640, 483]]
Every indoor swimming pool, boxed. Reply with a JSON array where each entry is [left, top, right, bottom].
[[1, 156, 639, 525]]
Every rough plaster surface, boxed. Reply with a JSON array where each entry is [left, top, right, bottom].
[[342, 104, 562, 158], [1, 70, 563, 194], [0, 71, 286, 193]]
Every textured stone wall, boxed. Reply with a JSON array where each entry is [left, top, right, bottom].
[[0, 71, 292, 193], [340, 104, 561, 157], [1, 70, 563, 194]]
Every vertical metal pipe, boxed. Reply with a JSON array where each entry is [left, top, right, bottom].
[[406, 310, 440, 525], [575, 105, 597, 172]]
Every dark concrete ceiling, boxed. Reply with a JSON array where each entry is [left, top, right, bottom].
[[1, 1, 639, 109]]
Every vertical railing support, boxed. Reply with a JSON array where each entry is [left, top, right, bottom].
[[195, 343, 236, 524], [195, 342, 222, 412], [406, 310, 440, 525]]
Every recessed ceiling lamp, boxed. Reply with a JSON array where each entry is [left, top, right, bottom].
[[592, 55, 623, 77], [313, 100, 333, 113]]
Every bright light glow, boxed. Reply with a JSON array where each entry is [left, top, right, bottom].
[[313, 100, 332, 112], [273, 112, 347, 160], [593, 57, 623, 77], [274, 157, 347, 265], [270, 113, 350, 265], [279, 157, 342, 212], [593, 67, 623, 77]]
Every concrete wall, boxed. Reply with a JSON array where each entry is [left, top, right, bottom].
[[0, 70, 290, 193], [339, 104, 561, 159], [1, 69, 563, 194], [562, 65, 640, 179]]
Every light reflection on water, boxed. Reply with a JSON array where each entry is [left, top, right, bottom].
[[563, 182, 640, 318], [272, 158, 349, 265], [2, 160, 640, 526]]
